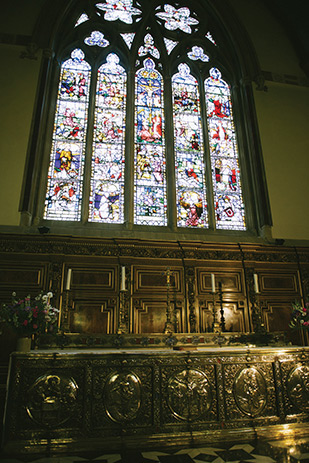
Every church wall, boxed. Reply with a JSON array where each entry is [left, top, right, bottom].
[[0, 44, 41, 226], [253, 82, 309, 240]]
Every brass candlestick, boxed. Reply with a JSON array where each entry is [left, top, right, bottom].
[[117, 266, 129, 334], [163, 268, 175, 334]]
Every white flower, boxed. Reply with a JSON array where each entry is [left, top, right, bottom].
[[47, 292, 53, 298], [42, 295, 48, 301], [12, 292, 16, 297]]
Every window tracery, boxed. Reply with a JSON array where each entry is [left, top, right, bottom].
[[40, 0, 259, 234]]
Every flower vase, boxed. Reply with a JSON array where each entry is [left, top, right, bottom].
[[16, 336, 32, 352]]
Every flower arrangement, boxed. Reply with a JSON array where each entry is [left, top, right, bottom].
[[0, 291, 60, 336], [289, 301, 309, 330]]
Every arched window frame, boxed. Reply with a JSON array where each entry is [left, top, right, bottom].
[[21, 0, 272, 240]]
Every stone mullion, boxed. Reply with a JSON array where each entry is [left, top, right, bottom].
[[164, 74, 177, 230], [125, 69, 135, 228]]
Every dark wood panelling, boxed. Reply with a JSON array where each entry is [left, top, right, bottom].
[[69, 300, 115, 334], [0, 264, 47, 291], [199, 301, 246, 333], [134, 267, 181, 294], [72, 268, 115, 289], [133, 299, 184, 333], [198, 270, 243, 294], [261, 273, 297, 292]]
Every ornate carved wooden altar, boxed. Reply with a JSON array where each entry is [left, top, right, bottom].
[[3, 347, 309, 455]]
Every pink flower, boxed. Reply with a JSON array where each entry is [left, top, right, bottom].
[[303, 321, 309, 326], [33, 324, 38, 330], [22, 320, 28, 326], [303, 308, 307, 312]]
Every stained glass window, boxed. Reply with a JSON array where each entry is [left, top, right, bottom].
[[138, 34, 160, 59], [75, 13, 89, 27], [187, 46, 209, 62], [96, 0, 141, 23], [134, 59, 167, 225], [206, 31, 217, 45], [172, 64, 208, 228], [43, 1, 250, 233], [84, 31, 109, 47], [156, 5, 198, 33], [163, 38, 178, 54], [121, 33, 135, 49], [44, 49, 91, 221], [89, 54, 126, 223], [205, 68, 246, 230]]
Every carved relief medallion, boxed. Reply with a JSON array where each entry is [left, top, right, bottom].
[[167, 369, 212, 421], [287, 365, 309, 412], [234, 367, 267, 416], [104, 372, 141, 422], [26, 374, 78, 427]]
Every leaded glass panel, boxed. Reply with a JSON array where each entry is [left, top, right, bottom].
[[44, 49, 91, 221], [172, 63, 208, 228], [89, 54, 126, 223], [96, 0, 141, 23], [138, 34, 160, 59], [121, 33, 135, 49], [187, 46, 209, 62], [134, 58, 167, 225], [206, 31, 216, 45], [205, 68, 246, 230], [156, 5, 198, 33], [163, 38, 178, 54], [84, 31, 109, 47], [75, 13, 89, 27]]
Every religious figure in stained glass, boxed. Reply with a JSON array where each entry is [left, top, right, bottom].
[[205, 68, 246, 230], [134, 58, 167, 226], [44, 49, 91, 221], [43, 1, 249, 233], [89, 53, 126, 223], [172, 63, 208, 228]]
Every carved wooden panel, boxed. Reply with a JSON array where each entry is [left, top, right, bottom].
[[133, 299, 184, 333], [133, 267, 182, 294], [199, 301, 246, 332], [70, 267, 115, 290], [0, 264, 48, 292], [262, 301, 302, 344], [263, 302, 294, 332], [197, 269, 243, 294], [69, 300, 115, 334], [261, 272, 298, 293]]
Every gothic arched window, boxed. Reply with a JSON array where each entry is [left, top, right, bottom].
[[26, 0, 272, 238]]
